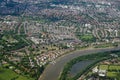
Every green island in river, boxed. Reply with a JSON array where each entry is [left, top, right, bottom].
[[59, 49, 120, 80]]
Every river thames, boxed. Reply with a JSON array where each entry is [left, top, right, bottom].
[[39, 47, 120, 80]]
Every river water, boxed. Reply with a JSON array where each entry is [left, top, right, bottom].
[[39, 47, 120, 80], [69, 60, 95, 77]]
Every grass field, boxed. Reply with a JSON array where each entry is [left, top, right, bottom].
[[107, 72, 117, 77], [107, 72, 120, 79], [109, 65, 120, 70], [99, 65, 108, 70], [99, 65, 120, 70], [99, 65, 120, 79], [0, 67, 34, 80]]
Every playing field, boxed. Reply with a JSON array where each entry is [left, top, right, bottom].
[[99, 65, 108, 70], [0, 67, 34, 80], [99, 65, 120, 79]]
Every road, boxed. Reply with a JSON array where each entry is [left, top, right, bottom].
[[39, 47, 120, 80]]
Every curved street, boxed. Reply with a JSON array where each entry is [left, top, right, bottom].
[[39, 47, 120, 80]]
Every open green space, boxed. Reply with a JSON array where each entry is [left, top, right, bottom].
[[85, 63, 120, 79], [99, 65, 108, 70], [99, 65, 120, 79], [107, 72, 117, 77], [0, 67, 34, 80], [107, 72, 120, 79], [109, 65, 120, 70], [78, 34, 95, 42]]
